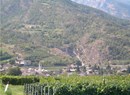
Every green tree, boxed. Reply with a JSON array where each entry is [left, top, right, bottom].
[[9, 59, 15, 65], [7, 67, 22, 76]]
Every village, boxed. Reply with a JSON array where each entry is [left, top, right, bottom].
[[0, 52, 130, 76]]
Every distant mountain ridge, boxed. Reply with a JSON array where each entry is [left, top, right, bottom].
[[71, 0, 130, 19]]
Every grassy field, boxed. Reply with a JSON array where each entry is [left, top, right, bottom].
[[0, 84, 23, 95], [10, 85, 23, 95]]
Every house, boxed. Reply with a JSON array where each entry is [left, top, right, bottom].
[[117, 68, 127, 74], [86, 69, 93, 75], [67, 64, 79, 72], [23, 60, 32, 66], [21, 68, 36, 76], [15, 59, 31, 66]]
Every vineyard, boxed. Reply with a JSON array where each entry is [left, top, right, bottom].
[[24, 75, 130, 95], [0, 75, 130, 95]]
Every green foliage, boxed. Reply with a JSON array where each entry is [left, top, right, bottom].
[[0, 50, 12, 62], [25, 48, 50, 64], [24, 75, 130, 95], [0, 80, 23, 95], [1, 76, 40, 85], [6, 67, 22, 76], [0, 82, 5, 95], [5, 88, 12, 95], [40, 56, 74, 66], [111, 60, 130, 65]]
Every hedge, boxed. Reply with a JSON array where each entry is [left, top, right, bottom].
[[1, 76, 40, 85]]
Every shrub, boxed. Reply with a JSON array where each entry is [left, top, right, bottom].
[[1, 76, 40, 85], [6, 67, 22, 76]]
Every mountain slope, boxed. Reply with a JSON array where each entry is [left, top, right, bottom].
[[71, 0, 130, 20], [0, 0, 130, 66]]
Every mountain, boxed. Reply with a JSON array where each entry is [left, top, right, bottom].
[[71, 0, 130, 20], [118, 0, 130, 5], [0, 0, 130, 66]]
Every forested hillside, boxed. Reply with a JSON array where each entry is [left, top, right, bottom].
[[0, 0, 130, 66]]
